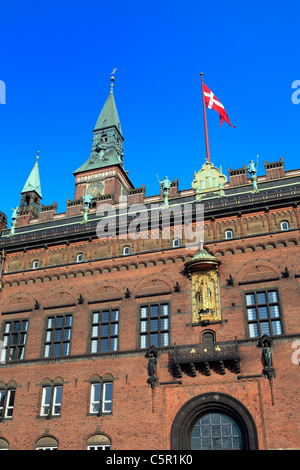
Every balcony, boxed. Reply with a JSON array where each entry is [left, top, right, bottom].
[[172, 340, 241, 377]]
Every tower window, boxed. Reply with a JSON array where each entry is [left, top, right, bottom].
[[76, 253, 83, 263], [123, 246, 130, 255], [225, 229, 233, 239], [32, 260, 39, 269], [280, 221, 289, 231], [173, 238, 180, 248]]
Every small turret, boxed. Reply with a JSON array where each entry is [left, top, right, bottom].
[[18, 152, 42, 223]]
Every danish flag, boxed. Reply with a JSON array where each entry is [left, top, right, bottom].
[[202, 83, 235, 128]]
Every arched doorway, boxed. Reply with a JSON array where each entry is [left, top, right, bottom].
[[171, 393, 259, 450]]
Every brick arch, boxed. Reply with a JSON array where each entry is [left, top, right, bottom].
[[34, 434, 59, 450], [132, 273, 173, 298], [235, 259, 280, 285], [170, 392, 259, 450], [43, 287, 78, 309], [89, 282, 123, 303], [85, 431, 111, 449], [1, 292, 36, 314]]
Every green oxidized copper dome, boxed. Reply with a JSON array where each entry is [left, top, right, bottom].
[[185, 246, 221, 272]]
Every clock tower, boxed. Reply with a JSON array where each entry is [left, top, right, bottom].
[[73, 73, 134, 202]]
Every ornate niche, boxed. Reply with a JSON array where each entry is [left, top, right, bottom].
[[185, 247, 221, 324]]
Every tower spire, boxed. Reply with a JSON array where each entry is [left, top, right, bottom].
[[19, 151, 42, 217], [21, 151, 42, 198], [74, 70, 125, 175]]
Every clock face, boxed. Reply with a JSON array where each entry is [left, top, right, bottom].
[[87, 180, 105, 197]]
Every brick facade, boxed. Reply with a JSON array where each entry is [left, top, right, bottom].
[[0, 85, 299, 451]]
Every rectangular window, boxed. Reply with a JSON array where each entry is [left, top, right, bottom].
[[40, 385, 63, 417], [89, 382, 113, 415], [139, 303, 170, 349], [0, 389, 16, 420], [90, 309, 119, 354], [44, 315, 72, 358], [245, 290, 283, 338], [1, 320, 28, 362]]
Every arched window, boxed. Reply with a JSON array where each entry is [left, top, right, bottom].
[[0, 438, 9, 450], [35, 435, 58, 450], [225, 229, 233, 239], [123, 246, 130, 255], [201, 330, 215, 354], [171, 393, 259, 450], [280, 220, 289, 231], [173, 238, 180, 248], [76, 253, 83, 263], [33, 260, 39, 269], [89, 374, 113, 416], [191, 412, 243, 450], [86, 433, 111, 450]]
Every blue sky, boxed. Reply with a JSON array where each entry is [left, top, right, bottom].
[[0, 0, 299, 222]]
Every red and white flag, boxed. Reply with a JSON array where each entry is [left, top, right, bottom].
[[202, 83, 235, 128]]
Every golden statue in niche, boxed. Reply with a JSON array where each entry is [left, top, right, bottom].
[[185, 246, 221, 324], [195, 275, 214, 313]]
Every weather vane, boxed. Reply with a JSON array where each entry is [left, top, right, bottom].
[[110, 68, 117, 82]]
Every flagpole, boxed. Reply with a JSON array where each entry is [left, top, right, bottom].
[[200, 73, 210, 162]]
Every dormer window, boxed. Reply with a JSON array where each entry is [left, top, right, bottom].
[[280, 221, 289, 231], [225, 229, 233, 239], [33, 260, 39, 269], [123, 246, 130, 256], [76, 253, 83, 263]]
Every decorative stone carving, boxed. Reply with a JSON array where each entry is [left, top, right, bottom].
[[192, 161, 227, 200]]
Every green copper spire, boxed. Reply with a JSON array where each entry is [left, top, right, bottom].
[[21, 151, 42, 198], [94, 73, 122, 135], [74, 71, 124, 175]]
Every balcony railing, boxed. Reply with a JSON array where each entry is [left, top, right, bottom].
[[173, 341, 240, 377]]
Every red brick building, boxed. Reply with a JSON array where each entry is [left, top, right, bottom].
[[0, 78, 299, 450]]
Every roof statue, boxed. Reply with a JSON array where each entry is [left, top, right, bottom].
[[157, 175, 172, 207], [247, 156, 259, 193]]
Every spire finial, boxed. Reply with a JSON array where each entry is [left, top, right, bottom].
[[36, 150, 39, 161], [110, 68, 117, 92]]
